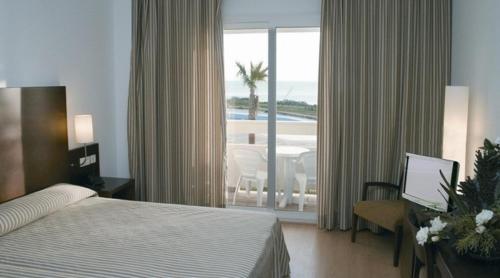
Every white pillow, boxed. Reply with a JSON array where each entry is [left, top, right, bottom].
[[0, 184, 96, 236]]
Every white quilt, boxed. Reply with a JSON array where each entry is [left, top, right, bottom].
[[0, 185, 290, 278]]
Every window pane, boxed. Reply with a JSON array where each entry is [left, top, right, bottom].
[[224, 30, 269, 208], [275, 28, 319, 212]]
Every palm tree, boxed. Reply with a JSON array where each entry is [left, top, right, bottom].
[[235, 61, 268, 120]]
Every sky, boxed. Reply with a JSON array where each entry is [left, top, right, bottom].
[[223, 29, 320, 82]]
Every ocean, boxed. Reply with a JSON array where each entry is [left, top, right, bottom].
[[225, 80, 318, 105]]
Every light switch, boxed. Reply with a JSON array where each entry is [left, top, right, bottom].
[[79, 155, 97, 167], [80, 157, 90, 167]]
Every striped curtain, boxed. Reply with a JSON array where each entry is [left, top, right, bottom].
[[317, 0, 451, 230], [128, 0, 226, 207]]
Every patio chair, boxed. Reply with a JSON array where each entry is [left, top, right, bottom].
[[294, 151, 316, 212], [231, 148, 267, 207]]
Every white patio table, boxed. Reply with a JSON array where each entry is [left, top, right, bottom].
[[276, 146, 310, 209]]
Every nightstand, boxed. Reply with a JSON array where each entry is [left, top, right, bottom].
[[95, 177, 135, 200]]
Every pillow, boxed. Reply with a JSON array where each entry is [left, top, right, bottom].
[[0, 184, 97, 236]]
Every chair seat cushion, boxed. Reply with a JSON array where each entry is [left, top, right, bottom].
[[353, 200, 404, 231]]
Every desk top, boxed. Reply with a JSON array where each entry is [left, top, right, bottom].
[[436, 242, 500, 278]]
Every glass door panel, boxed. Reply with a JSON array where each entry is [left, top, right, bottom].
[[224, 30, 269, 208], [275, 28, 320, 212]]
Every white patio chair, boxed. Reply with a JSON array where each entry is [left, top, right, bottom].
[[294, 151, 317, 211], [231, 148, 267, 207]]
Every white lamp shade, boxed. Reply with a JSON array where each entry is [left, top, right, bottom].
[[74, 114, 94, 144], [442, 86, 469, 182]]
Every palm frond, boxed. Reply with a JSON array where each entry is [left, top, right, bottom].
[[236, 62, 255, 89], [235, 62, 247, 78], [236, 61, 268, 90], [250, 61, 268, 82], [250, 62, 267, 82], [440, 170, 469, 214]]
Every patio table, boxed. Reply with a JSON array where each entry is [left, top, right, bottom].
[[276, 146, 310, 209]]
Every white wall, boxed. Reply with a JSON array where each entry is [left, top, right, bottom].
[[0, 0, 117, 176], [113, 0, 132, 177], [0, 4, 6, 87], [223, 0, 321, 28], [452, 0, 500, 177]]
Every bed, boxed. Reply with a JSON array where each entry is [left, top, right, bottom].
[[0, 87, 290, 277], [0, 185, 290, 277]]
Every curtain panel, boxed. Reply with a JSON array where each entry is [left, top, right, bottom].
[[318, 0, 451, 230], [128, 0, 226, 207]]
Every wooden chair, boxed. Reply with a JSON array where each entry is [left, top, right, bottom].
[[407, 209, 440, 278], [351, 178, 405, 267]]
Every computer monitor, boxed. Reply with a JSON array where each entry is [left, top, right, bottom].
[[402, 153, 459, 212]]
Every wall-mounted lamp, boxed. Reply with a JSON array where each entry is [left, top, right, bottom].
[[442, 86, 469, 182], [74, 114, 94, 165]]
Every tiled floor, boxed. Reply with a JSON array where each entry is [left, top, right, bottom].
[[282, 223, 400, 278]]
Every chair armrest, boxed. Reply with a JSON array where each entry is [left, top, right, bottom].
[[362, 182, 400, 201]]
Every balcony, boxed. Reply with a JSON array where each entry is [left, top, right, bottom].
[[226, 119, 317, 212]]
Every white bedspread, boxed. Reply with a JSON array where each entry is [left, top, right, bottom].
[[0, 192, 290, 277]]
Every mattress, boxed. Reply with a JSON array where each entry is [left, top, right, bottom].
[[0, 184, 290, 277]]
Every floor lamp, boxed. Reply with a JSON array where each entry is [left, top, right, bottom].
[[442, 86, 469, 182]]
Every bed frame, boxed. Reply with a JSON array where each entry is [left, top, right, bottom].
[[0, 86, 69, 203]]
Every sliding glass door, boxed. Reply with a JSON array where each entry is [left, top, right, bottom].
[[224, 28, 319, 217], [275, 28, 319, 212], [224, 30, 269, 208]]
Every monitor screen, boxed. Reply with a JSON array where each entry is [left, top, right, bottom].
[[402, 153, 459, 212]]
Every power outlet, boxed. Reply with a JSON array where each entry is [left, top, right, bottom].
[[79, 154, 97, 167]]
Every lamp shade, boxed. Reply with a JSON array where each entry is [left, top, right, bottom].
[[442, 86, 469, 182], [74, 114, 94, 144]]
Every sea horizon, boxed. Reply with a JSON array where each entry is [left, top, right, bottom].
[[225, 80, 318, 105]]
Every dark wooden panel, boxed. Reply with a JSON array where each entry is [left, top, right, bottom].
[[68, 143, 100, 185], [0, 86, 69, 203]]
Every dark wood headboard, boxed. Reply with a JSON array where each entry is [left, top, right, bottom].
[[0, 86, 69, 203]]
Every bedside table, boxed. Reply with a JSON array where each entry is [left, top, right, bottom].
[[95, 177, 135, 200]]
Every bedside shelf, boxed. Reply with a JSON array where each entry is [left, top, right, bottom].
[[95, 177, 135, 200]]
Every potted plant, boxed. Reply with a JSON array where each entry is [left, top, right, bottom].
[[417, 138, 500, 261], [235, 62, 268, 144]]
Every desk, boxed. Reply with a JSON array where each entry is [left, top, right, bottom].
[[435, 242, 500, 278], [399, 200, 500, 278], [276, 146, 309, 208]]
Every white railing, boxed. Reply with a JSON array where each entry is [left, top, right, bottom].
[[227, 120, 317, 136]]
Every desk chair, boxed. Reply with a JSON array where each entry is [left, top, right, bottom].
[[351, 177, 405, 267], [407, 209, 440, 278]]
